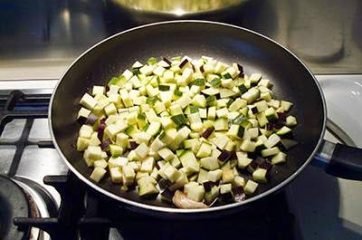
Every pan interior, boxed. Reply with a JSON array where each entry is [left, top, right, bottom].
[[51, 21, 325, 210]]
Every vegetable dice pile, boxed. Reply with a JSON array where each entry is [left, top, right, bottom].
[[76, 56, 298, 208]]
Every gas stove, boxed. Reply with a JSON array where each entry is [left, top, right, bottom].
[[1, 75, 361, 240], [1, 0, 362, 239]]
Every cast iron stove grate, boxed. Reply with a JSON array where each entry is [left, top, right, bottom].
[[0, 90, 295, 240]]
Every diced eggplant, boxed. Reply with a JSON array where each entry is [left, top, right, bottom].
[[201, 127, 215, 139], [232, 187, 246, 202], [161, 188, 174, 202]]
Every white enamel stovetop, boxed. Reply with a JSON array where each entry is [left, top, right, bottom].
[[286, 75, 362, 240]]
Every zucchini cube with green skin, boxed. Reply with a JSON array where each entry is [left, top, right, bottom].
[[200, 156, 219, 170], [271, 152, 287, 165], [252, 168, 268, 183], [109, 145, 124, 157], [184, 182, 205, 202], [196, 143, 212, 158], [169, 126, 191, 150], [205, 185, 220, 204], [244, 180, 259, 195], [255, 100, 268, 112], [90, 167, 107, 182], [265, 107, 278, 121], [159, 129, 177, 145], [137, 176, 159, 198], [146, 122, 161, 137], [207, 106, 216, 120], [179, 151, 200, 174], [140, 157, 155, 173], [109, 167, 123, 183], [157, 148, 175, 162], [207, 169, 223, 182]]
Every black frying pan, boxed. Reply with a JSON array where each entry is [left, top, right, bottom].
[[49, 21, 362, 217]]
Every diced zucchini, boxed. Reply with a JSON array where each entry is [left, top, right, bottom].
[[261, 147, 280, 157], [90, 167, 107, 182], [196, 143, 212, 158], [222, 168, 234, 183], [276, 126, 292, 136], [93, 159, 108, 169], [108, 156, 128, 168], [244, 180, 258, 195], [79, 125, 93, 139], [264, 134, 281, 148], [184, 182, 205, 202], [233, 176, 245, 187], [77, 137, 90, 151], [109, 144, 123, 157], [241, 88, 260, 103], [197, 169, 209, 183], [140, 157, 155, 173], [265, 107, 278, 121], [271, 152, 287, 164], [80, 93, 97, 109], [179, 151, 200, 174], [207, 169, 223, 182], [252, 168, 268, 183], [214, 118, 228, 131], [240, 140, 256, 152], [281, 100, 293, 112], [134, 143, 149, 159], [286, 115, 298, 127], [200, 156, 219, 170], [158, 148, 175, 161], [237, 154, 253, 169], [137, 176, 159, 198], [122, 165, 136, 186], [109, 167, 123, 183]]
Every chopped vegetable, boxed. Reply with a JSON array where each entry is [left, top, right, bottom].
[[76, 56, 298, 209]]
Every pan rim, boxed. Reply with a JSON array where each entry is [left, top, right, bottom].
[[49, 20, 327, 214]]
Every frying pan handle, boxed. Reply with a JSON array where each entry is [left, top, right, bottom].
[[313, 140, 362, 181]]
